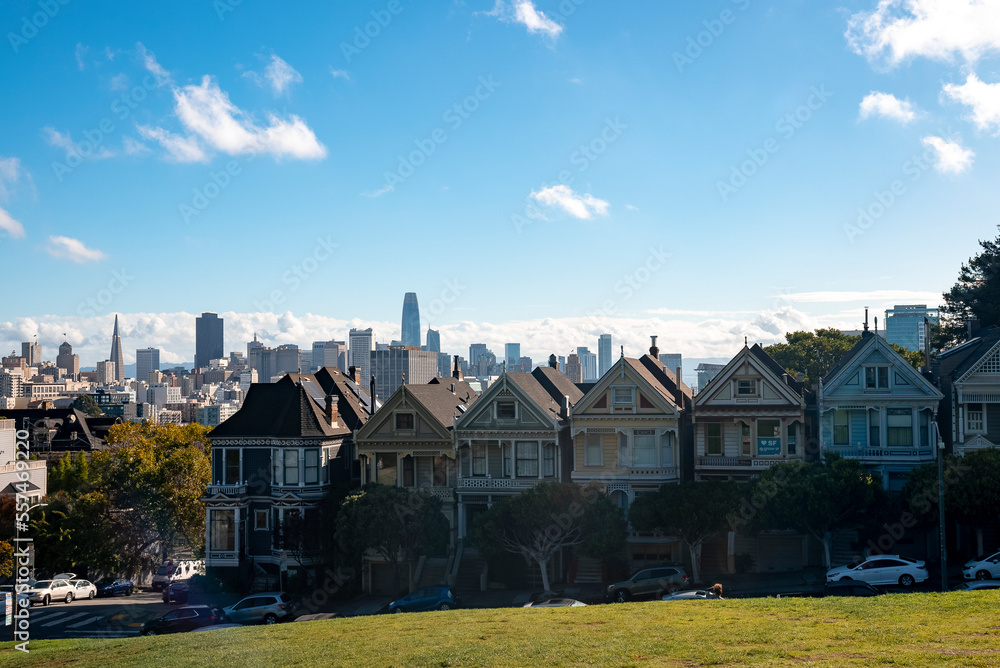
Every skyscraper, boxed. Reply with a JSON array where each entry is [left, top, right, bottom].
[[136, 347, 160, 383], [401, 292, 421, 348], [598, 334, 612, 377], [426, 328, 441, 353], [195, 312, 224, 369], [21, 341, 41, 366], [349, 328, 373, 383], [660, 353, 682, 379], [56, 341, 80, 379], [884, 305, 939, 352], [576, 347, 598, 382], [109, 315, 125, 382], [312, 340, 346, 372], [469, 343, 488, 369], [505, 343, 520, 369], [371, 346, 439, 401], [566, 353, 583, 383]]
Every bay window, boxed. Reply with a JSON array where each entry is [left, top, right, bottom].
[[585, 433, 603, 466], [209, 509, 235, 551], [304, 449, 319, 484], [887, 408, 912, 446], [706, 423, 722, 455], [633, 431, 656, 467], [284, 449, 299, 485], [516, 441, 538, 477]]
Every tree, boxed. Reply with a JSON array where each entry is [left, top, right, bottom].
[[473, 483, 625, 594], [748, 454, 889, 568], [629, 479, 740, 584], [0, 541, 12, 579], [943, 448, 1000, 556], [70, 394, 103, 417], [936, 227, 1000, 348], [48, 451, 93, 497], [335, 484, 448, 596], [764, 329, 860, 384]]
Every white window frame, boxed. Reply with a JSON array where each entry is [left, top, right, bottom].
[[864, 366, 890, 390], [612, 387, 634, 406], [495, 401, 517, 421], [394, 412, 415, 432], [584, 433, 603, 466], [632, 430, 657, 467], [705, 423, 723, 456], [254, 509, 269, 531], [736, 379, 757, 396], [966, 403, 985, 433]]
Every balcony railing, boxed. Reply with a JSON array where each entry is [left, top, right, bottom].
[[206, 484, 247, 496], [457, 477, 543, 491], [697, 457, 790, 468], [572, 467, 679, 482], [826, 447, 934, 461]]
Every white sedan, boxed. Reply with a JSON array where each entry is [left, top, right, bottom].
[[27, 579, 75, 605], [70, 579, 97, 600], [962, 551, 1000, 580], [826, 555, 928, 587]]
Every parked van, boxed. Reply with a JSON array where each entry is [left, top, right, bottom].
[[152, 560, 205, 591]]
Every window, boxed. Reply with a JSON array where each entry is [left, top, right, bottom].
[[543, 443, 556, 477], [210, 509, 235, 551], [433, 456, 448, 487], [472, 442, 486, 476], [284, 449, 299, 485], [585, 433, 603, 466], [618, 433, 629, 466], [633, 431, 657, 467], [254, 509, 268, 531], [920, 411, 930, 447], [865, 366, 889, 389], [395, 413, 414, 430], [741, 422, 751, 456], [273, 449, 282, 486], [496, 401, 516, 420], [516, 441, 538, 477], [967, 403, 984, 432], [834, 411, 849, 445], [887, 408, 913, 446], [224, 448, 240, 485], [610, 490, 629, 512], [706, 423, 723, 455], [787, 423, 797, 455], [661, 432, 674, 467], [757, 419, 781, 455], [737, 379, 757, 396], [869, 410, 880, 447], [304, 450, 319, 484], [502, 442, 512, 477], [321, 448, 330, 483], [613, 388, 633, 405], [402, 456, 415, 487], [376, 453, 397, 484]]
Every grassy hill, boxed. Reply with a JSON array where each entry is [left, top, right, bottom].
[[2, 592, 998, 667]]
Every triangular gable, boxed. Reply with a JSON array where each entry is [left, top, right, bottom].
[[694, 346, 802, 407], [454, 374, 554, 430], [574, 357, 679, 416], [356, 386, 453, 442], [823, 335, 942, 399], [958, 339, 1000, 383]]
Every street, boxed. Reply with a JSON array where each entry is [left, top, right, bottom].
[[21, 591, 182, 640]]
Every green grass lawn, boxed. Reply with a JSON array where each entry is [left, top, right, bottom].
[[1, 592, 997, 667]]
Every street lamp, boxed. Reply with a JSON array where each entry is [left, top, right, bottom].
[[935, 421, 948, 591], [11, 502, 46, 641]]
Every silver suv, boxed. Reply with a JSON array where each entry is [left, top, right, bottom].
[[223, 592, 294, 625], [606, 566, 689, 602]]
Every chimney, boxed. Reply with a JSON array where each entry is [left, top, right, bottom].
[[560, 395, 570, 419], [348, 365, 361, 384], [783, 372, 789, 385], [675, 366, 684, 408], [450, 382, 455, 393], [548, 354, 557, 369], [324, 394, 339, 427], [796, 372, 804, 383], [649, 335, 659, 358], [370, 375, 377, 406], [452, 355, 463, 380]]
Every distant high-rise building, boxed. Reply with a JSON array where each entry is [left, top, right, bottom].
[[469, 343, 488, 368], [21, 341, 41, 366], [598, 334, 612, 377], [401, 292, 421, 348], [505, 343, 520, 369], [566, 354, 583, 383], [275, 344, 301, 376], [558, 356, 566, 373], [349, 328, 373, 383], [109, 315, 125, 382], [437, 352, 452, 378], [884, 304, 939, 352], [312, 340, 346, 372], [96, 360, 117, 385], [136, 348, 160, 383], [195, 312, 224, 369], [371, 346, 439, 401], [696, 363, 726, 393], [518, 356, 533, 373], [426, 328, 441, 353], [248, 344, 276, 383], [576, 347, 598, 382], [660, 353, 682, 379], [57, 342, 80, 379]]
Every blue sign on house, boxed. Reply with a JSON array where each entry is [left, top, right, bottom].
[[757, 438, 781, 456]]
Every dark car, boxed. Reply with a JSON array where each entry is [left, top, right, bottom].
[[388, 586, 460, 613], [824, 581, 883, 597], [606, 566, 689, 602], [140, 605, 224, 636], [95, 578, 134, 597], [162, 581, 190, 603]]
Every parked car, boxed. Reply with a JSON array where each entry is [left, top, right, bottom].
[[962, 551, 1000, 580], [223, 592, 295, 624], [824, 581, 883, 597], [27, 579, 75, 606], [387, 586, 459, 613], [523, 598, 586, 607], [606, 565, 689, 602], [661, 589, 718, 601], [162, 580, 190, 603], [70, 579, 97, 600], [52, 573, 77, 580], [152, 560, 204, 592], [95, 578, 134, 597], [140, 605, 224, 636], [951, 580, 1000, 591], [826, 555, 928, 587]]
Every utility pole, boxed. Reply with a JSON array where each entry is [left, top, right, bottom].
[[936, 422, 948, 591]]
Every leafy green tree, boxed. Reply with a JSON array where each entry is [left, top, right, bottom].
[[629, 479, 741, 584], [748, 454, 888, 568], [70, 394, 103, 417], [944, 449, 1000, 556], [936, 227, 1000, 348], [473, 482, 626, 594], [335, 484, 449, 596], [764, 329, 860, 384], [48, 451, 93, 496], [0, 541, 12, 578]]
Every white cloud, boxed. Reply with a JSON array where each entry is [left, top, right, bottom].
[[484, 1, 563, 39], [136, 125, 207, 163], [858, 91, 917, 123], [846, 0, 1000, 67], [0, 157, 25, 201], [45, 236, 107, 263], [75, 43, 88, 71], [361, 183, 394, 198], [530, 185, 609, 219], [110, 73, 130, 92], [921, 135, 975, 174], [943, 72, 1000, 135], [264, 55, 302, 95], [330, 69, 351, 81], [43, 127, 115, 161], [136, 41, 171, 85], [121, 135, 152, 157], [777, 289, 941, 304], [0, 207, 25, 239]]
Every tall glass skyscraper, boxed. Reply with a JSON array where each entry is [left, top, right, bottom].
[[195, 312, 224, 369], [426, 328, 441, 353], [598, 334, 612, 377], [401, 292, 421, 348]]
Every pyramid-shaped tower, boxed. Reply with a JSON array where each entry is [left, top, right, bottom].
[[109, 315, 125, 383]]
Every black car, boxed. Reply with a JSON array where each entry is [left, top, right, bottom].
[[95, 578, 134, 597], [140, 606, 223, 636], [162, 581, 190, 603]]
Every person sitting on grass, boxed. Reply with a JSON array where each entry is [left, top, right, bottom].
[[709, 583, 724, 599]]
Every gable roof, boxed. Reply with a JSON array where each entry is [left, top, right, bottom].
[[941, 327, 1000, 382], [312, 366, 374, 431], [531, 366, 585, 406], [455, 367, 582, 429], [695, 344, 806, 407], [210, 375, 351, 439], [634, 354, 693, 409], [821, 332, 942, 398], [749, 344, 805, 395], [404, 384, 477, 428], [427, 376, 479, 405]]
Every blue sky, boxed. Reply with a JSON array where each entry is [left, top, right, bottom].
[[1, 0, 999, 369]]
